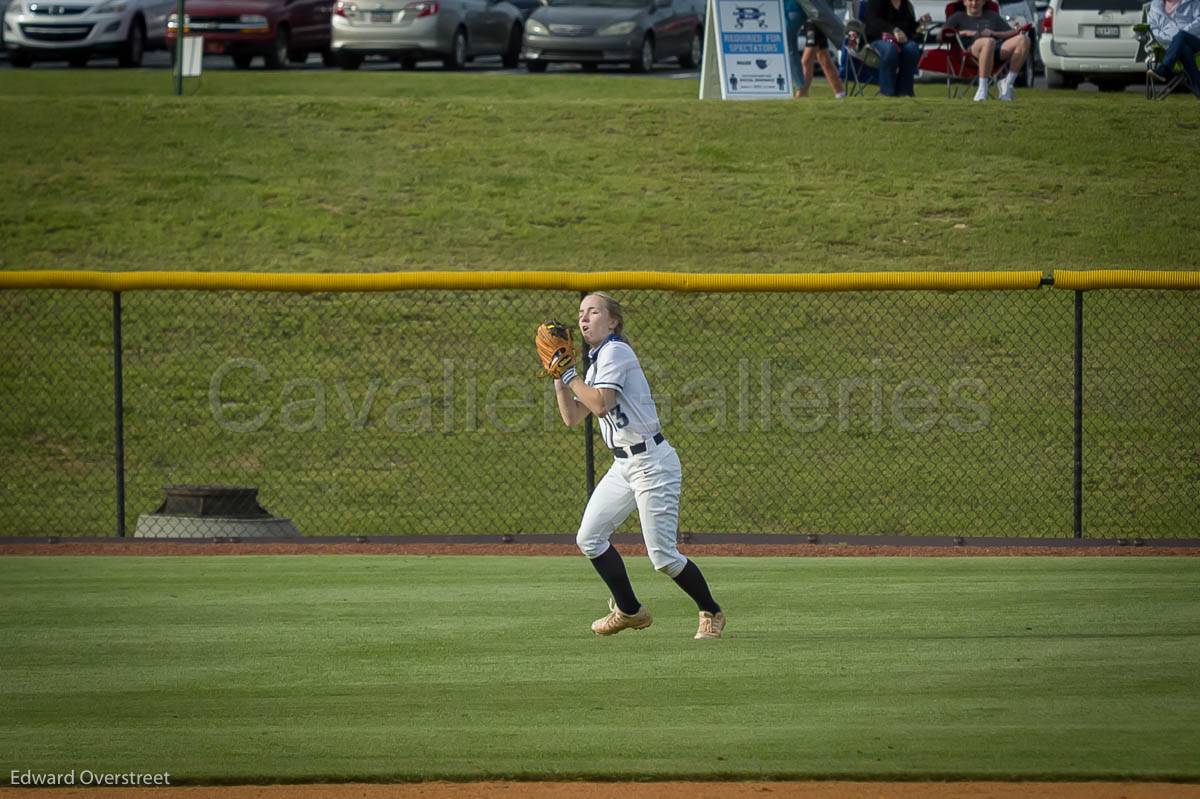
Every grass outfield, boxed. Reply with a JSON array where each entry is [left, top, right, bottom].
[[1, 554, 1198, 782]]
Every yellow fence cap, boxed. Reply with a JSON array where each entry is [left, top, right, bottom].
[[0, 270, 1048, 293]]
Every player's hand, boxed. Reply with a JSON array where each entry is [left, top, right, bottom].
[[895, 29, 907, 43]]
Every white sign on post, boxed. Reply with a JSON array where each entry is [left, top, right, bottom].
[[182, 35, 204, 78], [699, 0, 793, 100]]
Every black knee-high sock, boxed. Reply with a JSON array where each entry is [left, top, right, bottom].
[[672, 560, 721, 615], [589, 545, 642, 615]]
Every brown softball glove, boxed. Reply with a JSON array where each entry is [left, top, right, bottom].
[[535, 320, 576, 380]]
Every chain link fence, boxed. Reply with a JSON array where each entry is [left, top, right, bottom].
[[1, 276, 1196, 539], [1083, 290, 1200, 539]]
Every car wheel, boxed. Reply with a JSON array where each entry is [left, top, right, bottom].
[[337, 51, 363, 70], [321, 47, 337, 67], [501, 24, 522, 68], [9, 51, 33, 68], [1044, 67, 1078, 89], [525, 59, 547, 72], [443, 28, 467, 69], [400, 56, 417, 69], [580, 62, 598, 71], [118, 17, 145, 67], [631, 33, 653, 73], [233, 53, 255, 68], [678, 27, 701, 69], [288, 50, 308, 64], [265, 26, 289, 69], [68, 53, 89, 67]]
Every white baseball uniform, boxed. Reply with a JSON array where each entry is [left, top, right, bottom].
[[574, 335, 687, 578]]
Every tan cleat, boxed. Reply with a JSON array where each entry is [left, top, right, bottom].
[[591, 598, 653, 636], [694, 610, 726, 640]]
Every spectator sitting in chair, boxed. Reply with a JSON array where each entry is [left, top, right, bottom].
[[945, 0, 1030, 101], [864, 0, 932, 96], [1148, 0, 1200, 97]]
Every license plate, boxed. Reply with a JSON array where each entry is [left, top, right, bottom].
[[371, 10, 392, 21], [204, 40, 225, 53], [1095, 25, 1120, 38]]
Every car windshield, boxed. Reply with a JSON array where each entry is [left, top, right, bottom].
[[1059, 0, 1141, 9], [550, 0, 649, 7]]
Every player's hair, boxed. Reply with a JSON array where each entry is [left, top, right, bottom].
[[589, 291, 625, 337]]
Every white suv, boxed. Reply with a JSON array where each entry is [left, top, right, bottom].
[[3, 0, 172, 67], [1038, 0, 1145, 89]]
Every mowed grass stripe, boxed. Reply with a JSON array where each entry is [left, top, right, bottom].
[[1, 555, 1197, 782]]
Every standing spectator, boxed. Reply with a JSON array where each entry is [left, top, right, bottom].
[[1148, 0, 1200, 97], [864, 0, 931, 96], [945, 0, 1030, 101], [796, 9, 848, 97], [785, 0, 807, 94]]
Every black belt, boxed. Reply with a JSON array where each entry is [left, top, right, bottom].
[[612, 432, 664, 459]]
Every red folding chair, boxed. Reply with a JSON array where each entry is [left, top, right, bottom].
[[921, 0, 1034, 98]]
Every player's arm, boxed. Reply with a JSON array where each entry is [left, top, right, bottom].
[[554, 379, 589, 426], [570, 379, 616, 420], [555, 378, 615, 426]]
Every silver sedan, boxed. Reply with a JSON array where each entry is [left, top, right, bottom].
[[522, 0, 703, 72], [331, 0, 526, 68]]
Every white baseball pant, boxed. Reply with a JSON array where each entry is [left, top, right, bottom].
[[575, 439, 687, 578]]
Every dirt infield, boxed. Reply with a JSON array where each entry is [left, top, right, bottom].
[[3, 782, 1200, 799], [1, 541, 1197, 557]]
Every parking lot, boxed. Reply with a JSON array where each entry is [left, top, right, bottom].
[[0, 47, 708, 74], [3, 0, 1165, 96], [0, 48, 1148, 90]]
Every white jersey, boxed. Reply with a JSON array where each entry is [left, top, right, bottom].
[[584, 336, 662, 449]]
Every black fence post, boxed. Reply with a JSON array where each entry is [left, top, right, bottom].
[[580, 292, 596, 497], [113, 292, 127, 538], [1073, 290, 1084, 539], [584, 409, 596, 497]]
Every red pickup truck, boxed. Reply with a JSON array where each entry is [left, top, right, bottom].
[[166, 0, 333, 68]]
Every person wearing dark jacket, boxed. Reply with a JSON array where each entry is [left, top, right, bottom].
[[864, 0, 930, 95]]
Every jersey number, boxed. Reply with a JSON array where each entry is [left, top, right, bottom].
[[610, 404, 630, 429]]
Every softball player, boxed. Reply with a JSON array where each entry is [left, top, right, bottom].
[[554, 292, 726, 640]]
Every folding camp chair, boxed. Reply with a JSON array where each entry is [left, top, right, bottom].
[[841, 7, 882, 96], [932, 0, 1034, 98]]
